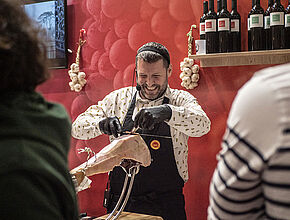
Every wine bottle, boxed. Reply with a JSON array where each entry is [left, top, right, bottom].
[[264, 0, 274, 50], [218, 0, 231, 52], [249, 0, 265, 50], [200, 1, 209, 40], [248, 0, 256, 51], [231, 0, 241, 52], [205, 0, 219, 53], [285, 0, 290, 49], [217, 0, 222, 17], [270, 0, 285, 49]]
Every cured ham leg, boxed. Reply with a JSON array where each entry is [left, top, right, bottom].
[[71, 134, 151, 189]]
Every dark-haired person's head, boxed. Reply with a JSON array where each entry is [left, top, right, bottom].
[[0, 0, 50, 92], [135, 42, 172, 100]]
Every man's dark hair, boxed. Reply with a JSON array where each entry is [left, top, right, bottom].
[[136, 42, 170, 69], [0, 0, 50, 92]]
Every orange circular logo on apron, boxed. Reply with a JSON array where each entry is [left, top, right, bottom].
[[150, 140, 160, 150]]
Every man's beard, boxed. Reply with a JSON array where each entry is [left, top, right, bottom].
[[140, 80, 168, 101]]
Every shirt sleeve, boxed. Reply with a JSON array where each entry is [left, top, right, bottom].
[[167, 89, 211, 137], [208, 73, 281, 219], [71, 92, 116, 140]]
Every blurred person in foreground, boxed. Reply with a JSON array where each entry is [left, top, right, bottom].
[[208, 63, 290, 219], [0, 0, 79, 219], [72, 42, 211, 220]]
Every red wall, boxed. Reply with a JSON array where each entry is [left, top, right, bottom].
[[37, 0, 287, 219]]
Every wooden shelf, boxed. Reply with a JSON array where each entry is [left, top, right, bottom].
[[188, 49, 290, 67]]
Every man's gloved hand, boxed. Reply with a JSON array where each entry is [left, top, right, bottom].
[[99, 116, 122, 138], [134, 105, 172, 130]]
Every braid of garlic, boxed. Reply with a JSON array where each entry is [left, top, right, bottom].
[[68, 29, 87, 92], [179, 57, 200, 90]]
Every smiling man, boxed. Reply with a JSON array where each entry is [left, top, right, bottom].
[[72, 42, 211, 220], [137, 58, 170, 101]]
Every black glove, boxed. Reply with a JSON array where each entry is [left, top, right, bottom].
[[99, 116, 122, 138], [134, 105, 172, 130]]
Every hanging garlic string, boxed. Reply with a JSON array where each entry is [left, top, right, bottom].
[[68, 28, 87, 92]]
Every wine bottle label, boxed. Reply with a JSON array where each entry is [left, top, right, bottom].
[[270, 12, 284, 26], [250, 14, 263, 28], [248, 18, 250, 31], [264, 16, 270, 29], [218, 18, 230, 31], [231, 19, 240, 32], [205, 19, 217, 32], [200, 22, 205, 35], [285, 14, 290, 27]]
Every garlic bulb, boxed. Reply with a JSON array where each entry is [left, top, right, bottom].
[[68, 63, 87, 92], [179, 58, 200, 90]]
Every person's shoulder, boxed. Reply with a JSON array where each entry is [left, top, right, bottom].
[[168, 87, 196, 99], [42, 98, 70, 122], [240, 63, 290, 99], [252, 63, 290, 84], [107, 87, 135, 97]]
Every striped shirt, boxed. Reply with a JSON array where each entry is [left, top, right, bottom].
[[208, 63, 290, 220], [72, 86, 211, 182]]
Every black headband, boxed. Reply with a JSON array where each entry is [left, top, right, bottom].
[[137, 46, 170, 65]]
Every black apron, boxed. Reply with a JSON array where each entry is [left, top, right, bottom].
[[107, 92, 186, 220]]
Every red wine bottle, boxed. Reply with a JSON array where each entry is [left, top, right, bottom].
[[249, 0, 265, 50], [205, 0, 219, 53], [285, 0, 290, 49], [248, 0, 256, 51], [270, 0, 285, 49], [200, 1, 209, 40], [218, 0, 231, 52], [264, 0, 274, 50], [231, 0, 241, 52], [217, 0, 222, 17]]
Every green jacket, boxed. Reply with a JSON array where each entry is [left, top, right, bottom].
[[0, 91, 79, 219]]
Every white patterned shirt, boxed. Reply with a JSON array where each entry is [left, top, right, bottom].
[[208, 63, 290, 219], [72, 86, 211, 182]]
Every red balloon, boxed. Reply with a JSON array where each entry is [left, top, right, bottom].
[[101, 0, 125, 19], [87, 21, 106, 50], [148, 0, 168, 8], [71, 94, 93, 121], [89, 50, 104, 71], [169, 0, 195, 22], [98, 52, 118, 80], [122, 0, 142, 19], [123, 63, 136, 87], [85, 72, 113, 102], [114, 14, 135, 38], [82, 18, 95, 31], [140, 0, 156, 21], [113, 70, 124, 90], [151, 9, 177, 39], [104, 30, 119, 52], [95, 11, 113, 33], [109, 39, 135, 71], [190, 0, 203, 21], [86, 0, 101, 17], [128, 21, 155, 51]]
